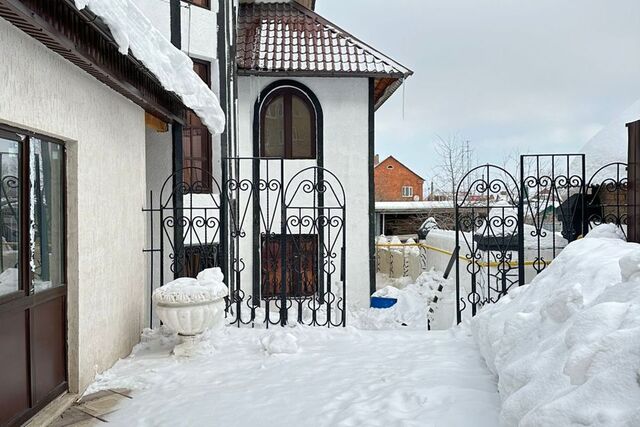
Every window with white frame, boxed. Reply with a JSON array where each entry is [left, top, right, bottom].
[[402, 186, 413, 198]]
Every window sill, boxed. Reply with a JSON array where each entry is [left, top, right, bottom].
[[182, 0, 211, 11]]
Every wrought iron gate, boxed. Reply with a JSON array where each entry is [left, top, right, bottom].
[[145, 158, 347, 328], [454, 165, 521, 323], [455, 154, 631, 322], [520, 154, 585, 275], [585, 162, 629, 237]]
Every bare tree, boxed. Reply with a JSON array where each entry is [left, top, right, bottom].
[[433, 135, 471, 201]]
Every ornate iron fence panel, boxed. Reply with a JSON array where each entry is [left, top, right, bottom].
[[520, 154, 585, 275], [454, 164, 522, 323], [452, 154, 631, 324], [145, 159, 348, 328], [284, 167, 346, 326], [144, 167, 222, 284], [585, 162, 629, 237], [223, 159, 347, 328]]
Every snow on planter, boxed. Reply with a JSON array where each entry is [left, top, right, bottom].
[[152, 277, 228, 306], [73, 0, 225, 134], [470, 224, 640, 426], [153, 268, 228, 356]]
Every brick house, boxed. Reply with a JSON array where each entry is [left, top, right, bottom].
[[375, 156, 425, 201]]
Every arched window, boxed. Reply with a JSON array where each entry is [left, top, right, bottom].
[[260, 87, 317, 159]]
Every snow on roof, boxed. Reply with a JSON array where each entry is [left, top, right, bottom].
[[376, 201, 454, 213], [576, 98, 640, 178], [73, 0, 225, 134]]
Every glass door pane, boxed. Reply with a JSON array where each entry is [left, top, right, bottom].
[[31, 138, 64, 292], [0, 134, 20, 298]]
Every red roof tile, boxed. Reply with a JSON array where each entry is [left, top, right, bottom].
[[237, 1, 413, 108]]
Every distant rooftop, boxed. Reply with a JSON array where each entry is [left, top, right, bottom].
[[236, 1, 413, 109], [376, 201, 454, 213]]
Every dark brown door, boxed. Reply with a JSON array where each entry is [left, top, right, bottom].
[[261, 234, 318, 298], [0, 127, 67, 427]]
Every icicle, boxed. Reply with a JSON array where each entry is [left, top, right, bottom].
[[402, 77, 406, 120]]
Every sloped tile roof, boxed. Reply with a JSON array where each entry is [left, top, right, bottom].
[[237, 1, 413, 108]]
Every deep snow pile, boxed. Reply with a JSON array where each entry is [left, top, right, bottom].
[[471, 224, 640, 426], [73, 0, 225, 134]]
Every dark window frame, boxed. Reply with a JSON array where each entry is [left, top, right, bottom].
[[182, 0, 211, 10], [259, 87, 317, 160], [183, 58, 212, 193], [0, 124, 67, 304], [260, 233, 318, 298]]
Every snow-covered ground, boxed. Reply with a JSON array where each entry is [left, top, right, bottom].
[[87, 327, 500, 427], [84, 224, 640, 426]]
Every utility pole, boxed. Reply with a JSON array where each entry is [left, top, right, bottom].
[[465, 140, 471, 194]]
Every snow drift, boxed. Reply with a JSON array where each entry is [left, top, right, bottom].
[[471, 224, 640, 426]]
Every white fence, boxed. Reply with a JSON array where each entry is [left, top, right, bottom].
[[375, 238, 425, 281]]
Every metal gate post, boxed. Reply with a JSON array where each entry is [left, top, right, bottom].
[[220, 159, 228, 294], [518, 155, 525, 287], [279, 158, 288, 326], [454, 203, 462, 324]]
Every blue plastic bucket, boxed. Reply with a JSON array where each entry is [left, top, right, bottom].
[[370, 296, 398, 309]]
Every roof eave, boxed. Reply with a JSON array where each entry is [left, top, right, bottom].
[[237, 68, 413, 109], [0, 0, 187, 125], [237, 68, 407, 80], [374, 71, 413, 111]]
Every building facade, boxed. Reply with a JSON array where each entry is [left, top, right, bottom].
[[0, 0, 412, 423], [0, 1, 223, 425], [141, 0, 412, 321], [375, 155, 425, 202]]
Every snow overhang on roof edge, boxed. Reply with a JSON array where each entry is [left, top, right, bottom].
[[73, 0, 226, 135]]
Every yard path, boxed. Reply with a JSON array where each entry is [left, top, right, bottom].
[[88, 327, 500, 427]]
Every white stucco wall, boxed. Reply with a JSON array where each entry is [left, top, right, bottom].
[[0, 18, 147, 393], [237, 76, 372, 309], [144, 127, 173, 328]]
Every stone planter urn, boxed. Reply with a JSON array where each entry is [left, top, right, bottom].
[[152, 268, 228, 356]]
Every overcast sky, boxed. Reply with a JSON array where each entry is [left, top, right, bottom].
[[316, 0, 640, 184]]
